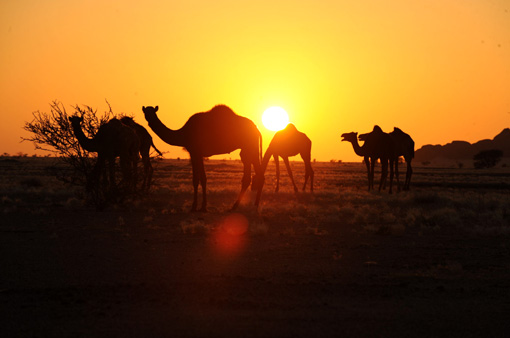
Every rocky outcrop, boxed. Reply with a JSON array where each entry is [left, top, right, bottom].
[[415, 128, 510, 162]]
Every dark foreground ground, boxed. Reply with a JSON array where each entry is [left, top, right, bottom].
[[1, 158, 510, 337]]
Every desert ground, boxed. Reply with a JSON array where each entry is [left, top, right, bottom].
[[1, 157, 510, 337]]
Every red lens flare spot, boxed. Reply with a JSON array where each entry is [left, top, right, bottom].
[[213, 213, 249, 256], [222, 213, 249, 236]]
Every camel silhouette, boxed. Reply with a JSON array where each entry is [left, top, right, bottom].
[[120, 116, 163, 191], [341, 132, 372, 190], [142, 105, 264, 212], [390, 127, 414, 191], [261, 123, 314, 193], [357, 126, 395, 193], [69, 116, 139, 192], [342, 126, 395, 193]]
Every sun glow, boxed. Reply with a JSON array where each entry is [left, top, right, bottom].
[[262, 106, 290, 131]]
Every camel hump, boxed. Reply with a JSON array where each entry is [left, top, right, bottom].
[[121, 116, 145, 129], [209, 105, 236, 115], [120, 116, 134, 124], [283, 123, 297, 132], [373, 125, 383, 133], [105, 118, 123, 128], [393, 127, 402, 133]]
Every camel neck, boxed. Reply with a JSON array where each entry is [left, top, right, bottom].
[[146, 114, 187, 147], [71, 124, 98, 152], [350, 140, 366, 157]]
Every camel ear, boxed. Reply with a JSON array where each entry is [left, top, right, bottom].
[[155, 106, 159, 112], [142, 106, 145, 110]]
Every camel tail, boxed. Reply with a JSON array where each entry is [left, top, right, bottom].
[[258, 129, 263, 164]]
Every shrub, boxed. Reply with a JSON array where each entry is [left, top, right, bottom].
[[473, 149, 503, 169], [22, 101, 115, 183], [22, 101, 116, 207]]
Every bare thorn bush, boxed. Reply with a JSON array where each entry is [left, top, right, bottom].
[[22, 100, 115, 187], [22, 101, 120, 208]]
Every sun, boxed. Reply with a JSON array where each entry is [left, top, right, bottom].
[[262, 106, 289, 131]]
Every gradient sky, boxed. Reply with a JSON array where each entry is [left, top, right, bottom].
[[1, 0, 509, 161]]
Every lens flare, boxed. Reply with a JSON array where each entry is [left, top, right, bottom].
[[213, 213, 249, 257]]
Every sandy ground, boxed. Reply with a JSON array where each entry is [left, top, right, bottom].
[[1, 158, 510, 337]]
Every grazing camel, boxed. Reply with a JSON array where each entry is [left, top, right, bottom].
[[142, 105, 264, 212], [261, 123, 314, 193], [342, 125, 395, 193], [69, 116, 139, 192], [390, 127, 414, 191], [120, 116, 163, 191]]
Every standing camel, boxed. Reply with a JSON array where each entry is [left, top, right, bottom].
[[120, 116, 163, 191], [142, 105, 264, 212], [261, 123, 314, 193], [342, 126, 395, 193], [69, 116, 139, 192], [357, 126, 396, 193], [390, 127, 414, 191], [341, 132, 371, 189]]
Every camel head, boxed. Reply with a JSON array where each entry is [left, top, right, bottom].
[[68, 115, 83, 127], [358, 125, 384, 142], [142, 106, 159, 120], [341, 132, 358, 143], [358, 133, 369, 142]]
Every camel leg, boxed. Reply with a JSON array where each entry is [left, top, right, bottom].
[[300, 152, 314, 192], [282, 157, 298, 193], [197, 159, 207, 212], [141, 158, 148, 190], [232, 150, 252, 210], [132, 153, 139, 192], [90, 156, 106, 192], [389, 159, 394, 194], [107, 157, 117, 192], [405, 160, 413, 191], [190, 156, 202, 212], [120, 154, 135, 193], [126, 151, 138, 193], [141, 153, 153, 191], [309, 165, 314, 193], [370, 157, 376, 191], [140, 143, 152, 191], [253, 160, 264, 208], [378, 158, 387, 192], [394, 158, 401, 192], [364, 156, 371, 191], [274, 154, 280, 192], [145, 159, 153, 191]]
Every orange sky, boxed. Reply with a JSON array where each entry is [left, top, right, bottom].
[[1, 0, 509, 162]]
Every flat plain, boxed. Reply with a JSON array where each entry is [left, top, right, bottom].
[[1, 157, 510, 337]]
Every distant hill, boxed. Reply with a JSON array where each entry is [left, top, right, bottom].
[[415, 128, 510, 163]]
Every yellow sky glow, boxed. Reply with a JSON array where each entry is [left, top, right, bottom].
[[1, 0, 509, 161]]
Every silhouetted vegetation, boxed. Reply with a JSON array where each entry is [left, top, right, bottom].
[[22, 101, 115, 186], [473, 149, 503, 169], [22, 101, 119, 208]]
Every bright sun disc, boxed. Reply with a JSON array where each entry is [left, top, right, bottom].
[[262, 106, 289, 131]]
